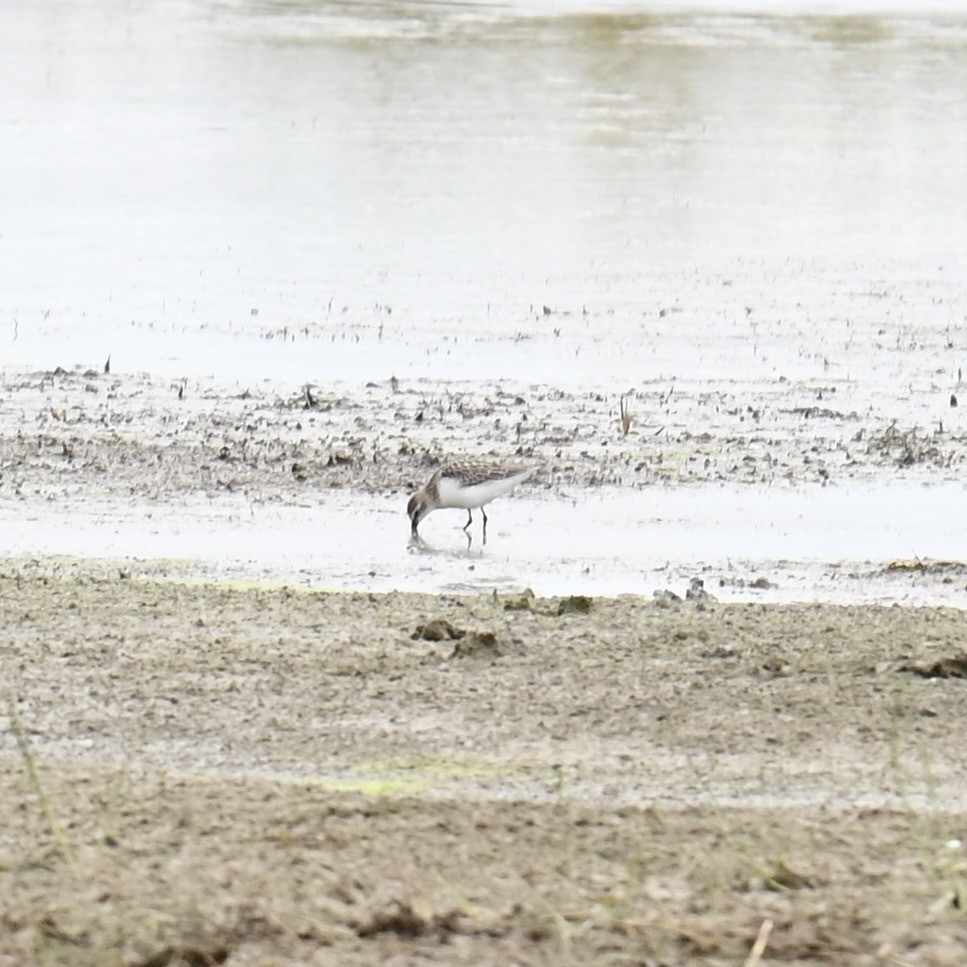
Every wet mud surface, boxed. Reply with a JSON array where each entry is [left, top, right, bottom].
[[3, 365, 964, 603], [1, 365, 963, 509], [1, 368, 965, 964], [3, 570, 967, 965]]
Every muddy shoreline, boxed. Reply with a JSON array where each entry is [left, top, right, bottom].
[[1, 367, 963, 509], [1, 368, 966, 964], [2, 365, 964, 609], [3, 571, 967, 964]]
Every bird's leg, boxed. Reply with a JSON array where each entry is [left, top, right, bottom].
[[481, 507, 488, 544], [463, 510, 473, 532]]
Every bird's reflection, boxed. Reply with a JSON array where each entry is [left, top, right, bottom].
[[407, 529, 483, 557]]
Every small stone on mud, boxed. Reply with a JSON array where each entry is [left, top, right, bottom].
[[557, 595, 593, 615], [504, 589, 535, 611], [451, 631, 503, 659], [686, 578, 717, 603], [412, 619, 464, 642], [653, 589, 682, 607]]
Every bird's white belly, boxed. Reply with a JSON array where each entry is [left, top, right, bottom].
[[436, 474, 524, 509]]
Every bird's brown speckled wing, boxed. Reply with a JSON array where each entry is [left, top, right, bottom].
[[438, 461, 531, 488]]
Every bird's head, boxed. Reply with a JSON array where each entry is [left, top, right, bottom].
[[407, 492, 428, 535]]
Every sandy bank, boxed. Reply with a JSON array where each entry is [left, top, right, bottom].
[[2, 571, 966, 964]]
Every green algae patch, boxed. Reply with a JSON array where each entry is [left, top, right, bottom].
[[414, 756, 511, 781], [309, 777, 429, 797], [348, 756, 516, 783]]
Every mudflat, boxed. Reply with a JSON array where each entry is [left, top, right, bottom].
[[1, 365, 963, 506], [3, 568, 967, 966]]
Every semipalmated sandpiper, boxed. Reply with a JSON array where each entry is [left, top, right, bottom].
[[407, 460, 534, 540]]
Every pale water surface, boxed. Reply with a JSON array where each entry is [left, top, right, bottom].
[[4, 0, 967, 382], [1, 483, 964, 605]]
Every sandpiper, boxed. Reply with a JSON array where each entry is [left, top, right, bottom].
[[407, 460, 534, 540]]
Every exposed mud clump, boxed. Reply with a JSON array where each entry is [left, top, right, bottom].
[[503, 589, 535, 611], [902, 653, 967, 679], [412, 619, 504, 658], [134, 942, 231, 967], [352, 900, 468, 940], [884, 559, 967, 576], [412, 618, 465, 641], [451, 630, 503, 659], [556, 594, 594, 615], [686, 577, 717, 602]]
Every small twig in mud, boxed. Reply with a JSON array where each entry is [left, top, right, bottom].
[[742, 918, 773, 967], [619, 392, 634, 437], [5, 695, 79, 879]]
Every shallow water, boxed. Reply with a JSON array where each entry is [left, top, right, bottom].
[[3, 483, 964, 605], [4, 1, 967, 382]]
